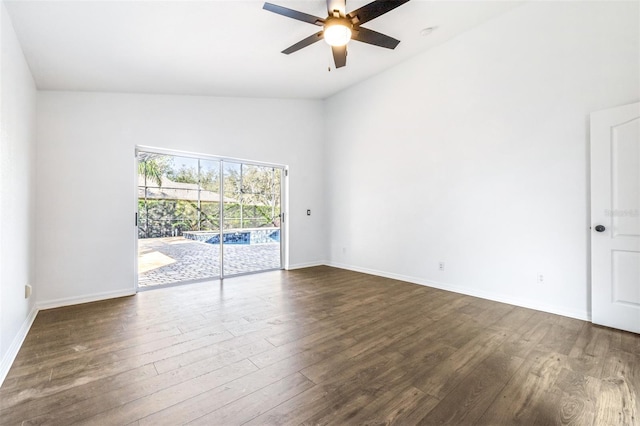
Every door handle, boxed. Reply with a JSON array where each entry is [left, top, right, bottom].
[[595, 225, 606, 232]]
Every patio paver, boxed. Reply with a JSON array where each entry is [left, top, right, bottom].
[[138, 237, 281, 287]]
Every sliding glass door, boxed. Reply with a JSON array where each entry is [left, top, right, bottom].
[[136, 148, 284, 288]]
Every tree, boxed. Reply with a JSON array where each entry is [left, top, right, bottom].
[[137, 153, 170, 187], [223, 165, 281, 228]]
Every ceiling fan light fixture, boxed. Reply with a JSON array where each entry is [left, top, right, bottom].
[[323, 18, 352, 47], [263, 0, 411, 68]]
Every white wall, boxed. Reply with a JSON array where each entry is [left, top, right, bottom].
[[0, 2, 37, 380], [36, 92, 325, 305], [324, 1, 640, 320]]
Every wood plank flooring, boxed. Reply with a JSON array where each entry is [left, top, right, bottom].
[[1, 266, 638, 425]]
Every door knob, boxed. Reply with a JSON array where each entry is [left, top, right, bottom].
[[595, 225, 606, 232]]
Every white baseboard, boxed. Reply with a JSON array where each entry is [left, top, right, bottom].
[[36, 288, 136, 311], [326, 261, 591, 322], [286, 261, 327, 270], [0, 306, 38, 387]]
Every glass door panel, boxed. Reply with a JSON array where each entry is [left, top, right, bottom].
[[137, 152, 221, 287], [222, 162, 282, 276]]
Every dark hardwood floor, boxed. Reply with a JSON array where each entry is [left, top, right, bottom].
[[1, 266, 638, 425]]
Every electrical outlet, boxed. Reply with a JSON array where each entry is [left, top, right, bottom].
[[25, 284, 32, 299], [537, 273, 544, 284], [439, 262, 445, 271]]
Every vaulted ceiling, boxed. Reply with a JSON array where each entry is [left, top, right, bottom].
[[4, 1, 522, 99]]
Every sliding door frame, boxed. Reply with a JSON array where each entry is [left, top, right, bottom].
[[134, 145, 288, 290]]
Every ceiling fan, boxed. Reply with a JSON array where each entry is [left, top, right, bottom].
[[263, 0, 411, 69]]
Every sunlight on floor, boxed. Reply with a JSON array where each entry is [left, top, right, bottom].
[[138, 251, 176, 273]]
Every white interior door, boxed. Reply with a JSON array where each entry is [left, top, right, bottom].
[[591, 102, 640, 334]]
